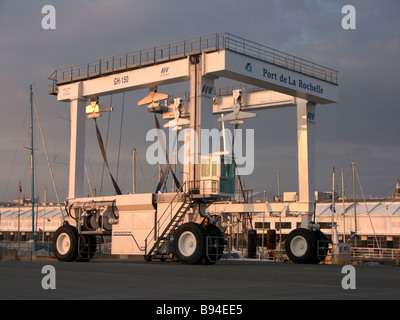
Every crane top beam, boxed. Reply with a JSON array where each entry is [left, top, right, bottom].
[[204, 50, 337, 104], [49, 33, 338, 104]]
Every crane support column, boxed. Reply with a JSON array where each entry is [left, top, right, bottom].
[[67, 82, 87, 199], [297, 98, 316, 228], [185, 55, 215, 186]]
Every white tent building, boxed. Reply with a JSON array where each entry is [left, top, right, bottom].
[[1, 199, 399, 249], [0, 205, 64, 241], [249, 200, 400, 249]]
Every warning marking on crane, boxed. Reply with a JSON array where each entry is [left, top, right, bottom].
[[113, 231, 146, 251]]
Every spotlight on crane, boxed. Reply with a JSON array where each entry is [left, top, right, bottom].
[[86, 98, 113, 119]]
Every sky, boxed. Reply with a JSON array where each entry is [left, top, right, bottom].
[[0, 0, 399, 203]]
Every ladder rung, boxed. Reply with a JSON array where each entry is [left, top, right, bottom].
[[146, 199, 192, 258]]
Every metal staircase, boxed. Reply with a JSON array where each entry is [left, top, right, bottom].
[[144, 189, 192, 261]]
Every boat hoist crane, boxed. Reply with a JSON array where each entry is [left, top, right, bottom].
[[48, 33, 338, 264]]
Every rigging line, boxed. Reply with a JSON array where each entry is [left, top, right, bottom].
[[100, 95, 113, 190], [116, 92, 125, 183], [171, 128, 179, 191], [2, 102, 29, 200], [374, 183, 397, 199], [94, 118, 122, 195], [232, 123, 246, 200], [21, 148, 30, 196], [32, 94, 64, 217], [84, 163, 93, 197], [344, 165, 352, 199], [153, 113, 181, 193], [136, 151, 149, 193], [164, 124, 180, 191], [85, 146, 96, 193], [355, 166, 381, 251], [120, 150, 133, 191]]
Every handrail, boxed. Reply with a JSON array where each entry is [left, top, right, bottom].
[[48, 32, 338, 92], [144, 183, 188, 255], [351, 247, 400, 261], [222, 32, 338, 84], [188, 179, 220, 195], [48, 33, 221, 87]]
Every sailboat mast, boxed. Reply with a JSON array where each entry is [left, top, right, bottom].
[[341, 168, 345, 243], [30, 84, 35, 241], [18, 181, 21, 242], [331, 167, 339, 245], [352, 161, 357, 247]]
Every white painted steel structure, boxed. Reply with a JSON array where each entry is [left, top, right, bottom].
[[47, 33, 339, 262]]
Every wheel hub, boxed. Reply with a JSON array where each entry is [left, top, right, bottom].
[[178, 231, 197, 257], [291, 235, 308, 257], [56, 232, 71, 255]]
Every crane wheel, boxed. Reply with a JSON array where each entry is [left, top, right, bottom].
[[174, 222, 207, 264], [286, 228, 318, 264], [53, 225, 79, 262]]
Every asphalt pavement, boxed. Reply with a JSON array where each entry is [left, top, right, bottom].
[[0, 259, 399, 301]]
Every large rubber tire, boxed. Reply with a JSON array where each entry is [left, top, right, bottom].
[[286, 228, 318, 264], [174, 222, 207, 264], [53, 225, 79, 262], [205, 224, 224, 265]]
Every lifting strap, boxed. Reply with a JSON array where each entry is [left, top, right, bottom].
[[153, 113, 181, 193], [232, 123, 245, 200], [94, 118, 122, 195]]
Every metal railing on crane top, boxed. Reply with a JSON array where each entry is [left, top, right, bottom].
[[48, 32, 338, 92]]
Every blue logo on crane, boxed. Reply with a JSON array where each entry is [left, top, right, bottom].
[[161, 67, 169, 74], [201, 85, 214, 98], [245, 63, 253, 72], [307, 112, 316, 123], [202, 85, 213, 95]]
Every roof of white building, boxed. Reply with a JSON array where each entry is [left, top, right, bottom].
[[0, 205, 65, 219], [1, 200, 400, 219], [316, 200, 400, 217]]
